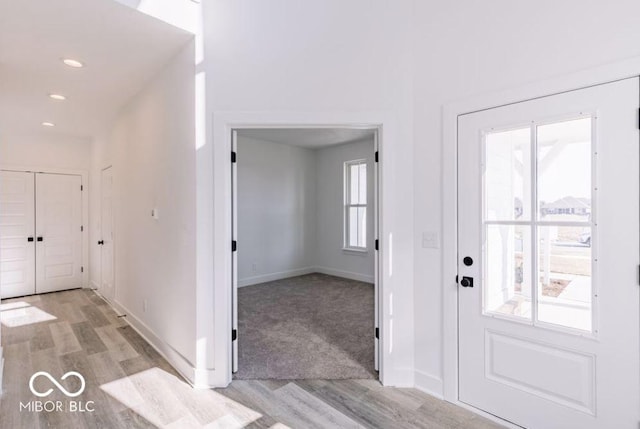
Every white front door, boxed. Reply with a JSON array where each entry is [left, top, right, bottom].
[[101, 167, 115, 300], [458, 78, 640, 428], [0, 171, 36, 298], [35, 173, 83, 294]]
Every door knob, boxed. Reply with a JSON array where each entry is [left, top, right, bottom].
[[27, 237, 34, 242], [36, 237, 43, 242], [460, 276, 474, 288], [98, 240, 104, 245]]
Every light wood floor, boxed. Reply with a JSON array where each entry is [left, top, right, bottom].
[[0, 289, 504, 428]]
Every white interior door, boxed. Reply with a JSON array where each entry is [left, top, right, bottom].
[[231, 130, 239, 373], [373, 132, 380, 372], [35, 173, 83, 294], [458, 78, 640, 428], [0, 171, 36, 298], [100, 167, 114, 300]]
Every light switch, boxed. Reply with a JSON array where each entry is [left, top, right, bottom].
[[151, 208, 160, 220], [422, 231, 440, 249]]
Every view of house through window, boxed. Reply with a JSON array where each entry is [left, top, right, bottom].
[[344, 159, 367, 250], [483, 117, 593, 332]]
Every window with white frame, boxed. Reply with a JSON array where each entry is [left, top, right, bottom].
[[344, 159, 367, 250]]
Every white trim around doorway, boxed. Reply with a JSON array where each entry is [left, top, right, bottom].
[[202, 110, 403, 388]]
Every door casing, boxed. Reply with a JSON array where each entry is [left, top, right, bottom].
[[230, 125, 382, 378]]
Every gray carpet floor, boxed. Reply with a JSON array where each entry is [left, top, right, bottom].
[[235, 273, 377, 380]]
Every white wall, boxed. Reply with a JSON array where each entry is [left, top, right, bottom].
[[237, 136, 375, 286], [90, 40, 196, 372], [237, 136, 317, 285], [316, 138, 375, 282], [411, 0, 640, 396], [0, 134, 91, 170], [203, 0, 415, 386]]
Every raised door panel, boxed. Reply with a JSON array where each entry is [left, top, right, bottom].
[[0, 171, 35, 298]]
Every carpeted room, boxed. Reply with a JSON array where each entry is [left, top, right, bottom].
[[233, 128, 378, 380]]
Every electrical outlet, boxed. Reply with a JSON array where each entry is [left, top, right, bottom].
[[143, 299, 148, 313]]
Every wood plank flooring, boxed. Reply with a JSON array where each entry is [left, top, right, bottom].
[[0, 289, 504, 428]]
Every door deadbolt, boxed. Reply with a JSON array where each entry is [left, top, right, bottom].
[[463, 256, 473, 266], [460, 276, 474, 288]]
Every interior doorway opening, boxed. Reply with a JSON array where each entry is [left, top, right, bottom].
[[231, 127, 381, 380]]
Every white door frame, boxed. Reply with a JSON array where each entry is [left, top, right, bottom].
[[230, 125, 382, 378], [0, 165, 89, 290], [442, 57, 640, 410], [209, 110, 400, 387]]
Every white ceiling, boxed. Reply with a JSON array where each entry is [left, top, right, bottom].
[[0, 0, 193, 140], [237, 128, 376, 149]]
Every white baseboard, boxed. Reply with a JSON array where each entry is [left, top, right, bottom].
[[381, 367, 415, 388], [414, 370, 444, 399], [314, 266, 374, 284], [108, 298, 197, 386], [238, 267, 316, 287], [90, 280, 100, 290]]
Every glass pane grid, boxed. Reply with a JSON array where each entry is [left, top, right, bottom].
[[345, 160, 367, 249], [482, 116, 594, 333]]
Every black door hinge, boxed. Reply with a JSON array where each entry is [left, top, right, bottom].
[[375, 151, 379, 163], [80, 225, 84, 232], [81, 266, 84, 273], [637, 108, 640, 130], [638, 265, 640, 285], [231, 151, 237, 163], [232, 240, 237, 252], [456, 275, 459, 284], [80, 185, 83, 191], [375, 239, 379, 251], [375, 327, 379, 339], [232, 329, 237, 341]]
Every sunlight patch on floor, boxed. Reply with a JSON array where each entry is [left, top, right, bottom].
[[0, 301, 57, 327], [100, 367, 262, 428]]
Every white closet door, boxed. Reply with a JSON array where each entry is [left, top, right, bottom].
[[100, 167, 114, 300], [0, 171, 36, 298], [35, 173, 83, 294]]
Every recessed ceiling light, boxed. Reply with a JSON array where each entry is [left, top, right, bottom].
[[42, 122, 55, 127], [49, 94, 66, 101], [62, 58, 84, 68]]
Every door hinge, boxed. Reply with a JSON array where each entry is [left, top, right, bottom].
[[231, 151, 237, 163], [80, 225, 84, 232], [232, 240, 237, 252], [456, 275, 459, 284], [375, 151, 379, 163], [81, 266, 84, 273], [375, 239, 379, 251], [637, 108, 640, 130], [80, 185, 83, 191], [375, 327, 379, 339], [232, 329, 237, 341], [638, 265, 640, 285]]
